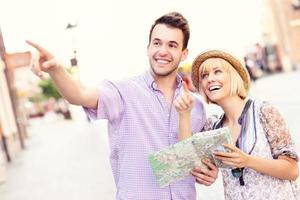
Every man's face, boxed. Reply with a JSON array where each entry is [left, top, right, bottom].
[[147, 24, 188, 77]]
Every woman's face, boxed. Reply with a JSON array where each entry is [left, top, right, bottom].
[[199, 58, 231, 104]]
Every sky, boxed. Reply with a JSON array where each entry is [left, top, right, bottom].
[[0, 0, 264, 85]]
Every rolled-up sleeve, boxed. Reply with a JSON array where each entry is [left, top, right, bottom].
[[83, 80, 124, 122], [259, 101, 298, 161]]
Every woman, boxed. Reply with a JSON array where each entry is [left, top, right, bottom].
[[175, 50, 299, 199]]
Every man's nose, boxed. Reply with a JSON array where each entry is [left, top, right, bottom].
[[157, 45, 168, 56]]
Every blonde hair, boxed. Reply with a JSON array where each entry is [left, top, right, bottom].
[[198, 58, 248, 104]]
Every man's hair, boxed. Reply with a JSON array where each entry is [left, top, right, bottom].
[[148, 12, 190, 50]]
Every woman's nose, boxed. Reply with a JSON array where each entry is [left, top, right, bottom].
[[207, 73, 215, 82]]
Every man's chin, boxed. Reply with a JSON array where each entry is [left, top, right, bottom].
[[151, 67, 177, 77]]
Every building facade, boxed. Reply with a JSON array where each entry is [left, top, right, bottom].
[[263, 0, 300, 70]]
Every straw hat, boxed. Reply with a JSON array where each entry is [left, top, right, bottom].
[[191, 50, 250, 92]]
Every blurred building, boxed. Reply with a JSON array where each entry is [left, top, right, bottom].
[[262, 0, 300, 70], [0, 28, 31, 183]]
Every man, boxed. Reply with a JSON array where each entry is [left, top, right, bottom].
[[27, 12, 218, 200]]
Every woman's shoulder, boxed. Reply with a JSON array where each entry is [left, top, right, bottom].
[[253, 99, 280, 119], [203, 114, 223, 131]]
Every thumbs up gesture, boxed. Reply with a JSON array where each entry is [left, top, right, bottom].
[[175, 81, 195, 114]]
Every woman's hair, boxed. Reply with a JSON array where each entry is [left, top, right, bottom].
[[199, 58, 248, 104]]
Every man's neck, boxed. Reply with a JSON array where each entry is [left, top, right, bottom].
[[153, 73, 178, 106]]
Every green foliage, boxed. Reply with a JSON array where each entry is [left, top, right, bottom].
[[28, 93, 46, 102], [37, 67, 77, 100], [38, 78, 62, 100]]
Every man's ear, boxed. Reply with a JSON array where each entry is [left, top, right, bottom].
[[181, 48, 189, 61], [146, 44, 150, 57]]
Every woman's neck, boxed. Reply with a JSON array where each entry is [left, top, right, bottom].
[[220, 96, 247, 125]]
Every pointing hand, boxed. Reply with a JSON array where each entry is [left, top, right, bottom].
[[175, 81, 195, 114], [26, 40, 61, 79]]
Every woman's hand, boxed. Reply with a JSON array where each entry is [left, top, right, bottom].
[[213, 144, 251, 168]]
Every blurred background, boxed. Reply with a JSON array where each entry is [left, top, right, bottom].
[[0, 0, 300, 199]]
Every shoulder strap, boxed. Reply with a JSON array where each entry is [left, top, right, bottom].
[[213, 113, 225, 129]]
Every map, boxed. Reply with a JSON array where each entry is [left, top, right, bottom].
[[148, 127, 232, 187]]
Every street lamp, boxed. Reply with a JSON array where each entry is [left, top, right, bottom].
[[65, 21, 78, 67]]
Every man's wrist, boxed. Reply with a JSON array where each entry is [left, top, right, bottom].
[[48, 63, 66, 74], [179, 110, 191, 115]]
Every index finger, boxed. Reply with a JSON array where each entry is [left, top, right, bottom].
[[182, 81, 189, 93], [26, 40, 49, 54], [222, 143, 239, 151], [213, 151, 232, 158], [202, 159, 218, 170]]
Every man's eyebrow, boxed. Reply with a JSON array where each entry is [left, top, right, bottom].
[[152, 38, 161, 42], [169, 41, 179, 46]]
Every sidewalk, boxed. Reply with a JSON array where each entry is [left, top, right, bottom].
[[0, 71, 299, 200], [0, 116, 116, 200]]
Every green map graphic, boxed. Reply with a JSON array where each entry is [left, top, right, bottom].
[[148, 127, 232, 187]]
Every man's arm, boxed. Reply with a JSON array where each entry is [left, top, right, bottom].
[[174, 81, 194, 140], [27, 40, 98, 109], [175, 82, 219, 185]]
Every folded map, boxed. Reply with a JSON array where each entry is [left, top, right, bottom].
[[148, 127, 232, 187]]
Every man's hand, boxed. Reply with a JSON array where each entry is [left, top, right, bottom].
[[175, 81, 195, 114], [191, 160, 219, 186], [26, 40, 61, 79]]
